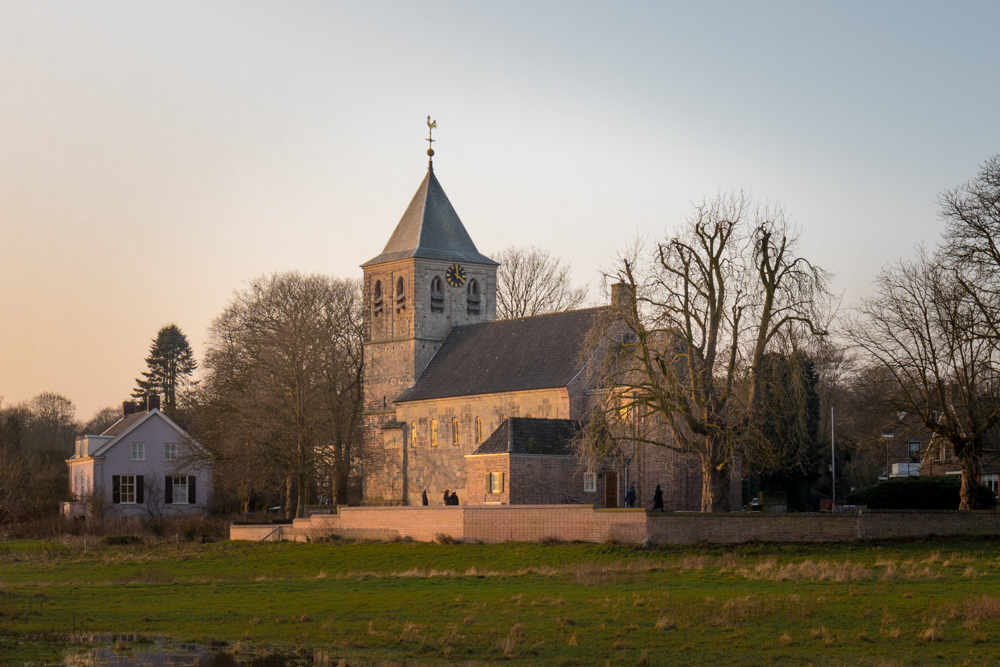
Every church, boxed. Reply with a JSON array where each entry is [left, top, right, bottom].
[[359, 150, 727, 511]]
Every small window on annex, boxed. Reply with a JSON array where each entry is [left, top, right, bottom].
[[467, 278, 480, 315], [164, 444, 177, 460], [908, 441, 921, 463], [395, 277, 406, 313], [583, 472, 597, 493], [452, 418, 460, 445], [430, 276, 445, 312], [431, 420, 438, 446], [131, 443, 145, 461], [373, 281, 383, 317], [410, 422, 417, 448], [488, 472, 504, 494], [475, 417, 483, 444]]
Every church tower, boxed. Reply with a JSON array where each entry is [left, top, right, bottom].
[[360, 146, 498, 501], [361, 162, 498, 412]]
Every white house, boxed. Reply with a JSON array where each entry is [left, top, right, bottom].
[[63, 397, 212, 518]]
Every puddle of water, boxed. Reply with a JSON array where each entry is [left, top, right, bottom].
[[63, 646, 335, 667]]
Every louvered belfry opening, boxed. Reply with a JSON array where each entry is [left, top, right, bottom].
[[430, 276, 445, 312], [467, 278, 480, 315], [395, 277, 405, 313], [373, 281, 383, 317]]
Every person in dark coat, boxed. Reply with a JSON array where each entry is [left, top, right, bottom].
[[450, 491, 459, 506], [624, 484, 636, 508], [652, 484, 664, 511], [443, 489, 451, 505], [421, 490, 429, 506]]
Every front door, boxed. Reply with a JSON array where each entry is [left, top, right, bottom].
[[605, 473, 618, 508]]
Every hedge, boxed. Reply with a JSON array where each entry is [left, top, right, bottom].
[[845, 475, 997, 510]]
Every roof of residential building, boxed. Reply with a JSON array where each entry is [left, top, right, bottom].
[[471, 417, 581, 455], [362, 167, 497, 267], [101, 412, 148, 437], [393, 307, 604, 403]]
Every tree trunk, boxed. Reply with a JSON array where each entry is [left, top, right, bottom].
[[958, 448, 982, 510], [700, 451, 730, 512], [284, 475, 295, 517], [296, 476, 307, 518]]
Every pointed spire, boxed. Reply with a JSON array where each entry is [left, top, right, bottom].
[[362, 169, 498, 267]]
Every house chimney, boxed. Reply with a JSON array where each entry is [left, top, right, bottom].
[[147, 394, 161, 412], [611, 281, 633, 308], [123, 400, 137, 417]]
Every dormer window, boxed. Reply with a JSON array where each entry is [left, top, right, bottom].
[[430, 276, 445, 312], [467, 278, 480, 315], [395, 277, 406, 313], [373, 281, 383, 317]]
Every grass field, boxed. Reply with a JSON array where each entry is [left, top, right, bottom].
[[2, 536, 1000, 665]]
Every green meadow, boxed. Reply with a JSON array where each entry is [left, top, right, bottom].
[[2, 536, 1000, 665]]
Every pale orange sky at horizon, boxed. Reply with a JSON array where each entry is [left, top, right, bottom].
[[2, 1, 1000, 419]]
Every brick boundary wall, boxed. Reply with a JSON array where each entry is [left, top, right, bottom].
[[230, 507, 1000, 545]]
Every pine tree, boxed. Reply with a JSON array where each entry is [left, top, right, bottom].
[[134, 324, 196, 414]]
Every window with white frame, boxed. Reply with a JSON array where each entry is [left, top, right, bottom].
[[488, 471, 504, 494], [131, 443, 145, 460], [907, 441, 920, 462], [583, 472, 597, 493], [164, 444, 177, 460], [120, 475, 136, 503], [171, 476, 189, 504], [983, 473, 999, 496]]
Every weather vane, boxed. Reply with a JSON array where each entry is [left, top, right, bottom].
[[426, 116, 437, 167]]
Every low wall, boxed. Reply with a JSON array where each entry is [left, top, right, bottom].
[[229, 507, 1000, 545]]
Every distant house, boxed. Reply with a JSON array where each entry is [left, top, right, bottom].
[[63, 397, 211, 518]]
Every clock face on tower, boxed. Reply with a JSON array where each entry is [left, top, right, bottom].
[[445, 263, 467, 288]]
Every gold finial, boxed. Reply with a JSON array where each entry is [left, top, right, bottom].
[[426, 116, 437, 166]]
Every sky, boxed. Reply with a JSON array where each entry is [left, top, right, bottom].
[[2, 1, 999, 419]]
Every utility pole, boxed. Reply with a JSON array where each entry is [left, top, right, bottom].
[[831, 405, 836, 504]]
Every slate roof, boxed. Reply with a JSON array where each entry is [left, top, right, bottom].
[[393, 307, 605, 403], [362, 168, 498, 267], [472, 418, 581, 455], [100, 412, 147, 437]]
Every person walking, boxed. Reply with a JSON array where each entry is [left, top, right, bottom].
[[652, 484, 664, 511], [450, 491, 459, 506], [421, 489, 429, 506], [625, 484, 636, 508]]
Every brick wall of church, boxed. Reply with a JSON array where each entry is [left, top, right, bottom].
[[393, 387, 571, 505]]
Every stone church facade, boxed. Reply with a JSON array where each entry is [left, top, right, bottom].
[[360, 160, 736, 510]]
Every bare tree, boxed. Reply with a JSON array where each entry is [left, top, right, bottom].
[[198, 272, 364, 518], [848, 248, 1000, 509], [848, 157, 1000, 510], [582, 192, 830, 512], [493, 245, 588, 319]]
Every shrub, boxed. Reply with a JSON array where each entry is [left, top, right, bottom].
[[845, 476, 997, 510], [102, 535, 143, 546]]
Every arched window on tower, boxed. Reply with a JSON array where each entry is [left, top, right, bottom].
[[431, 420, 438, 446], [467, 278, 480, 315], [410, 422, 417, 448], [452, 418, 460, 445], [373, 281, 383, 317], [395, 277, 406, 313], [475, 417, 483, 444], [430, 276, 445, 312]]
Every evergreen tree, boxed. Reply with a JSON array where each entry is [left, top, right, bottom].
[[134, 324, 196, 414]]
